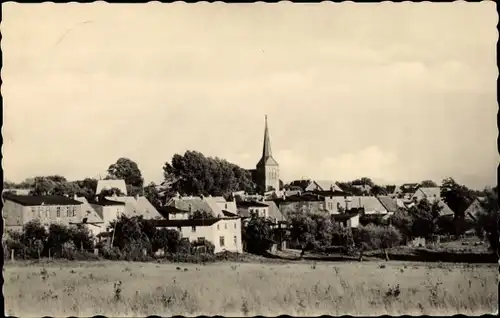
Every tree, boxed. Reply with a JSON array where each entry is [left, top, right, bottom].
[[420, 180, 438, 187], [441, 177, 475, 235], [98, 187, 125, 200], [144, 182, 163, 209], [107, 157, 144, 188], [408, 198, 443, 239], [475, 186, 499, 252], [370, 185, 388, 196], [390, 210, 414, 242], [163, 151, 256, 197], [75, 178, 98, 199], [242, 216, 274, 254], [279, 180, 284, 191], [189, 210, 215, 220], [288, 211, 334, 258]]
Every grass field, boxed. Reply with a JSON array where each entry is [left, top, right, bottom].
[[4, 260, 498, 316]]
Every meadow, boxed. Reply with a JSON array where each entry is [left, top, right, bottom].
[[4, 260, 498, 317]]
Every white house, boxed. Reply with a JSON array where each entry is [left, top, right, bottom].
[[73, 196, 106, 237], [88, 197, 126, 231], [104, 195, 163, 220], [96, 179, 128, 196], [236, 201, 270, 218], [154, 217, 243, 253]]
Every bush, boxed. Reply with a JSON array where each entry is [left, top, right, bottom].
[[165, 252, 216, 263], [353, 224, 403, 251], [191, 239, 216, 254], [100, 245, 123, 260]]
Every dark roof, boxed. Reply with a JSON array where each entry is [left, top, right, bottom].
[[377, 196, 398, 212], [236, 201, 269, 208], [222, 210, 239, 217], [279, 194, 324, 202], [3, 194, 83, 206], [152, 218, 221, 227], [331, 213, 359, 222], [87, 198, 126, 206], [158, 206, 188, 214]]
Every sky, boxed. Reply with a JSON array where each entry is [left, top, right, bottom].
[[2, 2, 498, 190]]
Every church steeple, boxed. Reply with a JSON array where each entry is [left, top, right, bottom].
[[262, 115, 272, 158], [256, 115, 279, 193]]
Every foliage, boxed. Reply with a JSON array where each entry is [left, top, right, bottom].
[[242, 216, 274, 255], [288, 211, 334, 257], [408, 199, 443, 239], [475, 187, 499, 252], [107, 157, 144, 188], [370, 185, 388, 196], [390, 210, 414, 241], [420, 180, 438, 187], [189, 210, 215, 220], [99, 187, 125, 199], [70, 225, 95, 251], [144, 182, 163, 209], [440, 177, 475, 218], [353, 224, 402, 251], [163, 150, 256, 197], [192, 239, 216, 254]]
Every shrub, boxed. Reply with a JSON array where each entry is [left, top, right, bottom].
[[70, 225, 95, 251], [191, 239, 215, 255], [353, 224, 402, 251], [100, 246, 123, 260]]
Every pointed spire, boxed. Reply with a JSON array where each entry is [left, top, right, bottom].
[[262, 115, 272, 158]]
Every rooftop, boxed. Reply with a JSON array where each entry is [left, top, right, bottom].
[[4, 194, 83, 206]]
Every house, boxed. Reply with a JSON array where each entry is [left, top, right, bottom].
[[264, 200, 286, 222], [2, 194, 84, 231], [2, 188, 32, 195], [87, 197, 126, 231], [104, 195, 163, 220], [377, 196, 399, 214], [153, 217, 243, 253], [288, 179, 343, 193], [276, 193, 328, 218], [463, 198, 486, 222], [326, 196, 388, 215], [73, 196, 106, 236], [412, 187, 441, 203], [331, 212, 360, 228], [96, 179, 128, 196], [166, 195, 238, 218], [236, 201, 270, 218]]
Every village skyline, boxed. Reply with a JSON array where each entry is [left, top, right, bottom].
[[2, 2, 497, 190]]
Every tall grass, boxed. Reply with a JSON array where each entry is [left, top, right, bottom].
[[4, 261, 497, 316]]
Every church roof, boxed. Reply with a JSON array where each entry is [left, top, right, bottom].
[[257, 115, 279, 167]]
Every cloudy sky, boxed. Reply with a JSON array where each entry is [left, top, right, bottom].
[[2, 2, 498, 189]]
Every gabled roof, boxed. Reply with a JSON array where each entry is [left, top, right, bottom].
[[104, 196, 163, 219], [377, 196, 399, 213], [4, 194, 83, 206], [344, 196, 387, 213], [167, 197, 217, 217], [438, 201, 454, 217], [311, 180, 343, 192], [96, 180, 128, 195], [417, 187, 441, 200], [75, 197, 104, 223], [264, 200, 286, 222]]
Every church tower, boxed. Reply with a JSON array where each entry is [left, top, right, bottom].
[[256, 115, 280, 193]]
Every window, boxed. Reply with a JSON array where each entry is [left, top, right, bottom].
[[31, 207, 36, 216], [66, 207, 71, 217], [56, 207, 61, 218], [219, 236, 225, 247], [217, 224, 220, 230], [224, 223, 227, 230], [234, 236, 237, 245], [177, 226, 182, 232], [72, 206, 76, 217], [191, 226, 196, 233], [234, 223, 237, 229]]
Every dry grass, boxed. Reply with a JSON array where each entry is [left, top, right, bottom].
[[4, 260, 498, 316]]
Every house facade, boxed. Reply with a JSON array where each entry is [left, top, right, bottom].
[[154, 217, 243, 253], [88, 198, 126, 231], [236, 201, 270, 218], [3, 194, 83, 231]]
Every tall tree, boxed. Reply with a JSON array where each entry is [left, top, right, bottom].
[[143, 182, 163, 209], [420, 180, 438, 187], [288, 211, 335, 258], [107, 158, 144, 188], [163, 150, 256, 197], [475, 186, 499, 252], [440, 177, 475, 229], [407, 198, 443, 239]]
